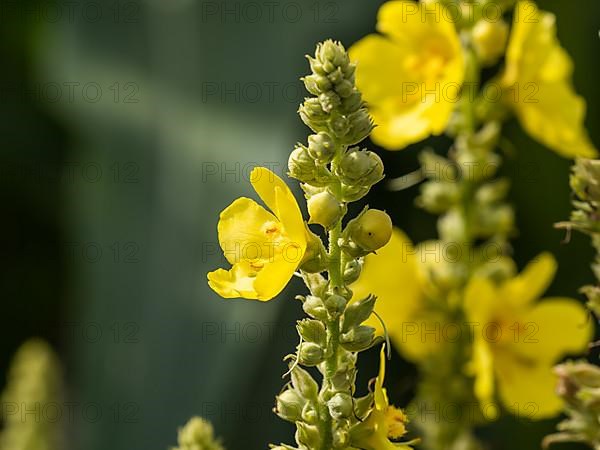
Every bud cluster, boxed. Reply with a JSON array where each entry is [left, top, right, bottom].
[[557, 158, 600, 316], [418, 122, 513, 252], [0, 339, 64, 450], [273, 40, 401, 450], [273, 292, 383, 450], [543, 361, 600, 449], [172, 417, 225, 450], [289, 39, 381, 208]]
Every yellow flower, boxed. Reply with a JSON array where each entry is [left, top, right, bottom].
[[500, 1, 597, 158], [351, 228, 441, 362], [464, 253, 592, 418], [207, 167, 307, 301], [349, 0, 464, 150], [350, 346, 413, 450]]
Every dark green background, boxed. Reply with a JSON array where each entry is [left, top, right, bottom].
[[0, 0, 598, 449]]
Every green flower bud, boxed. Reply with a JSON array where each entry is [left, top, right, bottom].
[[319, 91, 341, 113], [275, 389, 305, 422], [335, 79, 354, 98], [302, 295, 328, 321], [439, 209, 468, 243], [173, 417, 225, 450], [290, 365, 319, 400], [316, 40, 349, 71], [298, 342, 324, 366], [338, 148, 384, 187], [303, 74, 332, 96], [419, 149, 457, 182], [455, 144, 499, 182], [345, 109, 374, 145], [476, 205, 514, 237], [341, 91, 362, 114], [296, 422, 321, 448], [418, 181, 460, 214], [341, 185, 371, 203], [327, 393, 353, 419], [324, 294, 347, 319], [343, 259, 362, 284], [307, 55, 327, 76], [342, 294, 376, 332], [327, 67, 345, 85], [288, 144, 316, 178], [347, 209, 393, 253], [307, 191, 343, 228], [330, 115, 350, 138], [472, 19, 509, 66], [340, 326, 377, 352], [307, 132, 336, 162], [475, 179, 510, 205], [299, 98, 328, 132], [297, 319, 326, 345]]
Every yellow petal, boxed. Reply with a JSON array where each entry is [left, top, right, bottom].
[[499, 253, 557, 309], [351, 228, 422, 334], [464, 276, 497, 323], [513, 81, 598, 158], [252, 253, 300, 301], [511, 297, 592, 363], [207, 263, 259, 300], [250, 167, 305, 242], [494, 351, 562, 419], [349, 34, 413, 104], [470, 337, 496, 410], [217, 197, 278, 265]]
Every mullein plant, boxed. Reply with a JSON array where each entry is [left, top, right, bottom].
[[349, 0, 596, 449], [207, 40, 416, 450], [0, 339, 64, 450], [542, 159, 600, 449]]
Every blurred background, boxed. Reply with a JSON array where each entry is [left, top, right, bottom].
[[0, 0, 599, 448]]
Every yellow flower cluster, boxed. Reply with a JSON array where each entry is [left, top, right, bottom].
[[353, 230, 592, 418], [350, 0, 597, 157]]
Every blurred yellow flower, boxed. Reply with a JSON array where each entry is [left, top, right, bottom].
[[350, 346, 413, 450], [351, 228, 442, 361], [464, 253, 592, 418], [500, 1, 597, 158], [349, 0, 464, 150], [207, 167, 307, 301]]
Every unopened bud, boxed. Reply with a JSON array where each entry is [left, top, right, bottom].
[[418, 181, 460, 214], [343, 260, 362, 284], [275, 389, 305, 422], [472, 19, 509, 66], [302, 295, 328, 321], [308, 132, 336, 162], [342, 295, 376, 332], [340, 326, 377, 352], [319, 91, 341, 113], [338, 148, 384, 187], [299, 98, 328, 132], [307, 191, 343, 228], [341, 91, 362, 113], [291, 365, 319, 400], [298, 342, 324, 366], [327, 393, 353, 419], [297, 319, 326, 345], [347, 209, 393, 253], [324, 294, 347, 319], [316, 40, 349, 69], [303, 74, 332, 96], [335, 79, 354, 98], [345, 109, 374, 145], [288, 145, 316, 180]]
